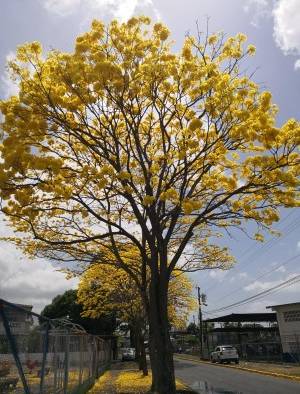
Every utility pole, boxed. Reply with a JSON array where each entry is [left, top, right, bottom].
[[196, 286, 207, 359]]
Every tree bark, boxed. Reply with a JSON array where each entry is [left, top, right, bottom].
[[148, 272, 176, 394], [138, 328, 148, 376], [132, 321, 148, 376]]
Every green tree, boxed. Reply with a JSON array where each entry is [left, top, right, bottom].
[[187, 322, 199, 335], [41, 290, 116, 335]]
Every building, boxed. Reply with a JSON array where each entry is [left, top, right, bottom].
[[0, 302, 33, 335], [0, 302, 33, 353], [203, 313, 281, 361], [267, 302, 300, 361]]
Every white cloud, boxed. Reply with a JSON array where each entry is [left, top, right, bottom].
[[209, 270, 228, 282], [243, 0, 272, 27], [244, 0, 300, 69], [41, 0, 160, 22], [244, 273, 300, 293], [273, 0, 300, 68], [43, 0, 81, 15], [1, 52, 19, 99], [229, 272, 248, 283], [295, 59, 300, 70], [273, 0, 300, 54], [275, 265, 286, 273], [0, 218, 78, 313]]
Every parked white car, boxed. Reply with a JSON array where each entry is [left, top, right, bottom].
[[210, 345, 239, 364], [121, 347, 136, 361]]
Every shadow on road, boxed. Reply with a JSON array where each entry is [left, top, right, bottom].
[[190, 380, 242, 394], [175, 361, 202, 370]]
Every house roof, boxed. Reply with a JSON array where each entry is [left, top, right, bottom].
[[204, 313, 277, 323], [14, 304, 33, 310], [266, 302, 300, 310]]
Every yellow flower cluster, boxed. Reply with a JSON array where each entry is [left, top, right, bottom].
[[115, 371, 187, 392], [0, 16, 298, 270]]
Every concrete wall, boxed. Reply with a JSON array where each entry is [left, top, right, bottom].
[[273, 304, 300, 354]]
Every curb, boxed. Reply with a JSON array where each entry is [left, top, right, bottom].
[[174, 355, 300, 382]]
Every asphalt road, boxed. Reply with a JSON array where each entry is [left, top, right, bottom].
[[174, 358, 300, 394]]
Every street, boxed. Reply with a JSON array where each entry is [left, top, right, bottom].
[[174, 358, 300, 394]]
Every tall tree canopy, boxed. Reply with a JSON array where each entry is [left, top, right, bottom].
[[77, 262, 196, 375], [78, 263, 196, 330], [0, 17, 299, 393]]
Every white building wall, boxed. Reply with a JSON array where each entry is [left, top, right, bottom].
[[272, 304, 300, 354]]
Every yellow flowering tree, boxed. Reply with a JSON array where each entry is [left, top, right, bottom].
[[0, 17, 299, 393], [77, 262, 196, 376], [78, 263, 149, 375]]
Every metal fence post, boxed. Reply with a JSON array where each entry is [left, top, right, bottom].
[[39, 321, 50, 393], [0, 301, 31, 394], [63, 333, 70, 394], [79, 335, 83, 385]]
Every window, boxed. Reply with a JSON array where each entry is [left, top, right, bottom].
[[283, 310, 300, 322]]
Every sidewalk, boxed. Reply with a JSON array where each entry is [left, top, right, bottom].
[[174, 354, 300, 381], [88, 361, 195, 393]]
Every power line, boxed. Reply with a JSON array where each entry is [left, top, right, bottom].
[[233, 209, 295, 261], [237, 216, 300, 265], [204, 274, 300, 315], [210, 253, 300, 306], [204, 212, 300, 294]]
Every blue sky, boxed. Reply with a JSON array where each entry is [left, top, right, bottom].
[[0, 0, 299, 314]]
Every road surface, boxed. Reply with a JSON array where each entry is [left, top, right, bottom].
[[174, 358, 300, 394]]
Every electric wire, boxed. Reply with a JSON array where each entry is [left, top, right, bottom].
[[203, 211, 300, 295], [210, 253, 300, 306], [204, 273, 300, 315]]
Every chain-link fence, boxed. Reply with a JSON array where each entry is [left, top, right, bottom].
[[280, 334, 300, 363], [0, 299, 111, 393], [178, 341, 300, 363]]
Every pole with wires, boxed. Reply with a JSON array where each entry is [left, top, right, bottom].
[[196, 286, 207, 359]]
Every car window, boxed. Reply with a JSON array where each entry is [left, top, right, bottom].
[[222, 346, 234, 350], [215, 347, 219, 351]]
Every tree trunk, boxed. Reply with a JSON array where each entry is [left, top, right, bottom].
[[133, 321, 148, 376], [148, 273, 176, 394], [139, 329, 148, 376], [133, 326, 141, 363]]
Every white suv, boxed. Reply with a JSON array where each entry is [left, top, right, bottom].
[[210, 345, 239, 364], [121, 347, 136, 361]]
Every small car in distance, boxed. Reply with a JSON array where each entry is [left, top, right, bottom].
[[210, 345, 239, 364], [121, 347, 136, 361]]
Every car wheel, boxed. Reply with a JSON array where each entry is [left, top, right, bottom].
[[235, 360, 239, 364]]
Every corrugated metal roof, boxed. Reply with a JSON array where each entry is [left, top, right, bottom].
[[204, 313, 277, 323]]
